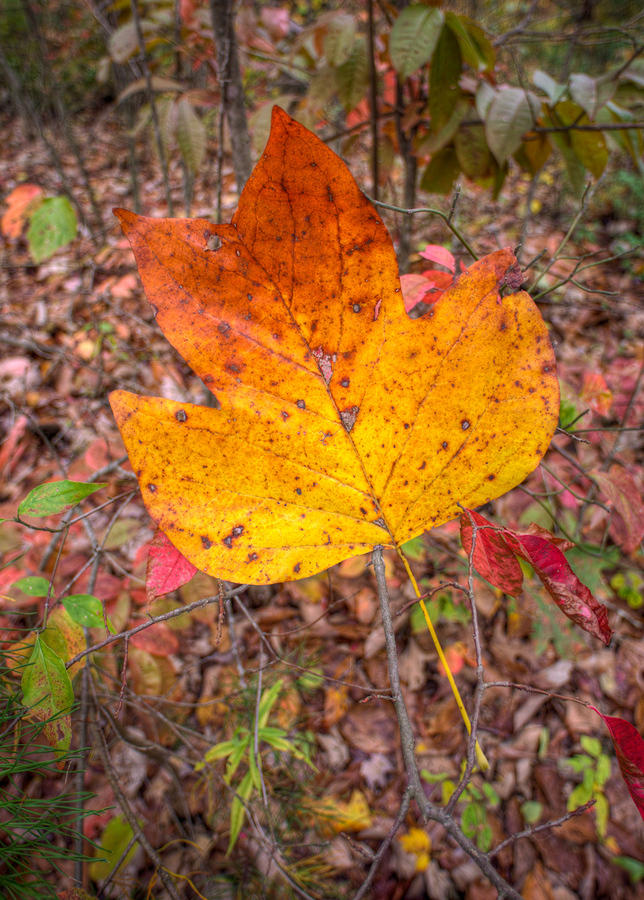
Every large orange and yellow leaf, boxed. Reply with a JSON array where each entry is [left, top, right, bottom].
[[110, 107, 558, 585]]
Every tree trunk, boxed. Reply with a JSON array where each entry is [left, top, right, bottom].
[[208, 0, 252, 194]]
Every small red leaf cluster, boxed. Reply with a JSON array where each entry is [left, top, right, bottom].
[[400, 244, 458, 314], [460, 509, 612, 645]]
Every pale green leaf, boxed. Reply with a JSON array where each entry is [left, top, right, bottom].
[[18, 480, 105, 518], [27, 197, 77, 263], [176, 97, 206, 176], [390, 5, 444, 80], [485, 87, 540, 164]]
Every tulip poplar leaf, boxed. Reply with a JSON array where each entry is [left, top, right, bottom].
[[110, 107, 558, 585]]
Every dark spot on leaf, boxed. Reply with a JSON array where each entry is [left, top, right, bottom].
[[296, 487, 302, 495], [461, 420, 470, 430], [201, 536, 212, 549], [207, 235, 222, 251], [281, 410, 289, 421], [248, 552, 258, 562], [373, 517, 387, 531], [175, 409, 187, 422], [218, 322, 231, 336], [232, 525, 244, 537], [340, 377, 350, 388], [293, 562, 301, 574], [404, 423, 410, 429], [442, 441, 448, 449], [340, 406, 359, 433], [419, 461, 426, 470], [223, 536, 233, 548], [227, 362, 241, 374], [296, 399, 306, 409], [147, 483, 156, 492], [352, 303, 361, 313], [360, 506, 367, 515], [487, 474, 495, 481]]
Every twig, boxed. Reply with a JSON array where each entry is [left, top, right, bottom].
[[368, 198, 479, 261], [372, 548, 522, 900], [489, 800, 596, 858], [66, 585, 248, 668], [90, 719, 182, 900], [351, 785, 412, 900]]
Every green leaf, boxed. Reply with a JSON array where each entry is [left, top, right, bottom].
[[612, 856, 644, 885], [227, 770, 254, 854], [335, 38, 368, 112], [520, 800, 542, 824], [200, 738, 238, 768], [225, 735, 251, 783], [580, 735, 602, 758], [485, 87, 540, 164], [26, 196, 77, 263], [400, 535, 425, 561], [62, 594, 115, 632], [323, 14, 356, 67], [549, 101, 608, 181], [461, 802, 486, 836], [420, 145, 461, 195], [568, 780, 593, 811], [429, 24, 462, 132], [390, 5, 444, 80], [455, 124, 490, 178], [257, 678, 284, 729], [533, 70, 566, 105], [108, 21, 139, 64], [595, 753, 611, 787], [89, 815, 137, 882], [20, 635, 73, 751], [296, 668, 324, 691], [594, 791, 609, 837], [445, 12, 493, 73], [482, 782, 500, 807], [18, 480, 106, 518], [421, 96, 470, 154], [176, 97, 206, 176], [12, 576, 50, 597], [570, 73, 613, 121], [477, 823, 493, 852]]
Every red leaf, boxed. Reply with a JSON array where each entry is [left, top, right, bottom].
[[129, 620, 179, 656], [418, 244, 456, 271], [503, 531, 612, 645], [593, 466, 644, 554], [146, 531, 197, 601], [580, 371, 612, 417], [459, 510, 523, 595], [590, 707, 644, 821]]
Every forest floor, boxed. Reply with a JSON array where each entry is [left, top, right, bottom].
[[1, 104, 643, 900]]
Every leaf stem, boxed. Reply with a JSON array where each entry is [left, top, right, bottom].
[[397, 549, 489, 771]]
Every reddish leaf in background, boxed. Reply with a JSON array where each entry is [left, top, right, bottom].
[[1, 184, 44, 239], [419, 245, 456, 270], [580, 371, 612, 417], [129, 620, 180, 656], [460, 509, 523, 595], [460, 511, 612, 645], [593, 466, 644, 554], [146, 531, 197, 602], [590, 707, 644, 821]]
